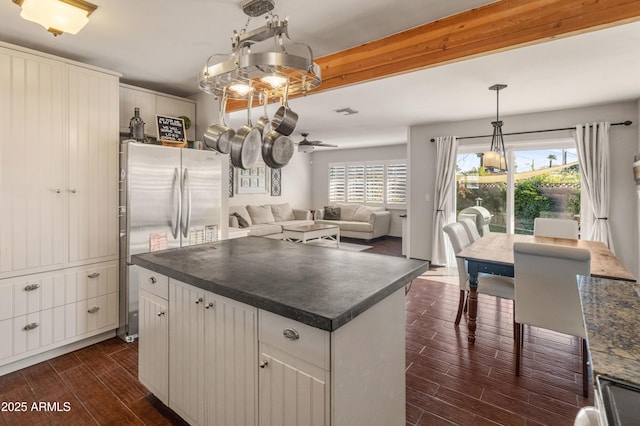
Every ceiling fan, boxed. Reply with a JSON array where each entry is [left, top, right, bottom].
[[297, 133, 338, 152]]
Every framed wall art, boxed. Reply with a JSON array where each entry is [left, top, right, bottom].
[[270, 167, 281, 196], [236, 163, 269, 194]]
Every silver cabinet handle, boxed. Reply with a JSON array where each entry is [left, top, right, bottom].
[[88, 306, 100, 314], [69, 189, 77, 193], [23, 322, 39, 331], [88, 272, 100, 279], [157, 311, 166, 317], [259, 360, 269, 368], [283, 328, 300, 341], [205, 302, 214, 309], [24, 283, 40, 291], [149, 276, 157, 284], [194, 297, 203, 304], [55, 189, 61, 194]]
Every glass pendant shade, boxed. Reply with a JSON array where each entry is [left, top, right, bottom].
[[482, 84, 508, 172], [15, 0, 97, 36]]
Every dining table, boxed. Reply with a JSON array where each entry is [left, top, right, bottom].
[[456, 232, 636, 343]]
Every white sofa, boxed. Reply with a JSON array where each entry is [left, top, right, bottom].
[[229, 203, 313, 238], [314, 203, 391, 241]]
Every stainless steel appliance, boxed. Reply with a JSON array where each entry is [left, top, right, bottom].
[[118, 140, 222, 342]]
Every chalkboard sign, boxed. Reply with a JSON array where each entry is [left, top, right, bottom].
[[156, 115, 186, 145]]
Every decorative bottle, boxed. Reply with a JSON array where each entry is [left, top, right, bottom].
[[129, 107, 145, 141]]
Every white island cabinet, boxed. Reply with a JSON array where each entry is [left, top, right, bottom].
[[137, 267, 407, 426]]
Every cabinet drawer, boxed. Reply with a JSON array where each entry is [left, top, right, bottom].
[[259, 310, 329, 370], [139, 269, 168, 300], [76, 292, 119, 336]]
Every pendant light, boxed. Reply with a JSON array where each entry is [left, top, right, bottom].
[[199, 0, 321, 101], [482, 84, 508, 172]]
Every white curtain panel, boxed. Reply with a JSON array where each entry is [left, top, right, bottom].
[[431, 136, 459, 266], [573, 122, 615, 252]]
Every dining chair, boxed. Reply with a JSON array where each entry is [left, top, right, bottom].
[[513, 242, 591, 397], [459, 218, 481, 242], [533, 217, 579, 239], [443, 223, 515, 328]]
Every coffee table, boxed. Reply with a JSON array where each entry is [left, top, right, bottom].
[[283, 223, 340, 247]]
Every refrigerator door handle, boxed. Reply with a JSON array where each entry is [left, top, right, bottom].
[[171, 167, 181, 239], [181, 168, 192, 238]]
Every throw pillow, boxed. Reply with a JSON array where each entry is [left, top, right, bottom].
[[232, 212, 249, 228], [335, 203, 358, 221], [271, 203, 295, 222], [247, 205, 275, 225], [353, 205, 375, 222], [324, 206, 341, 220]]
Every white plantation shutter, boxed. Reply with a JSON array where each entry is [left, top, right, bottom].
[[387, 162, 407, 204], [347, 164, 365, 202], [365, 163, 385, 203], [328, 160, 406, 204], [328, 164, 346, 202]]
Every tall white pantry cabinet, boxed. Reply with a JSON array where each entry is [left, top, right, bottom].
[[0, 43, 120, 374]]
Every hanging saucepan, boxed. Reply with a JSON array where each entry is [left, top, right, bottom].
[[203, 90, 234, 154], [270, 81, 298, 136], [230, 91, 261, 170], [255, 91, 271, 137], [262, 129, 294, 169]]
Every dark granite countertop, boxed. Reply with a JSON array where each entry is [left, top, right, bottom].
[[578, 275, 640, 385], [132, 237, 429, 332]]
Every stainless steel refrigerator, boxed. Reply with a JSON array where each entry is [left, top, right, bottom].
[[118, 140, 222, 342]]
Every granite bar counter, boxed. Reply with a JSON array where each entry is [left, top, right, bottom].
[[578, 275, 640, 385], [132, 236, 429, 331]]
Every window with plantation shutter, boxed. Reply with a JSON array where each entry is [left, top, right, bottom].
[[347, 164, 365, 202], [365, 164, 385, 203], [387, 162, 407, 204], [328, 160, 406, 205], [328, 164, 346, 202]]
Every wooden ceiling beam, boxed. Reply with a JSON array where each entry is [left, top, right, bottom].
[[226, 0, 640, 111]]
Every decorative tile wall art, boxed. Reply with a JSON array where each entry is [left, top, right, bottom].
[[271, 167, 281, 196], [228, 156, 234, 197]]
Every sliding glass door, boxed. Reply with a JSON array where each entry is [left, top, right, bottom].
[[456, 140, 581, 235]]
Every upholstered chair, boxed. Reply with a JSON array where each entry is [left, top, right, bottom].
[[459, 218, 481, 242], [513, 242, 591, 397], [443, 223, 515, 328], [533, 218, 579, 239]]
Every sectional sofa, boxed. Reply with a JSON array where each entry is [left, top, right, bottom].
[[228, 203, 313, 238], [314, 203, 391, 241]]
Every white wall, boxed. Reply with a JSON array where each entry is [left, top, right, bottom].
[[310, 144, 407, 237], [408, 101, 639, 279]]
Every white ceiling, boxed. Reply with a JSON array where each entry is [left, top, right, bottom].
[[1, 0, 639, 149]]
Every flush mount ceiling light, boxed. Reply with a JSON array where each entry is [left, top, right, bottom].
[[482, 84, 508, 172], [198, 0, 321, 100], [13, 0, 97, 36]]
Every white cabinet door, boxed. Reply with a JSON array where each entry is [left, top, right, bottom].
[[205, 294, 257, 426], [167, 278, 257, 426], [169, 279, 206, 426], [139, 289, 169, 405], [156, 95, 196, 141], [0, 48, 65, 277], [67, 65, 119, 266], [259, 344, 327, 426]]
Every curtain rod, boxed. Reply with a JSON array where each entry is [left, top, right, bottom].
[[429, 120, 633, 142]]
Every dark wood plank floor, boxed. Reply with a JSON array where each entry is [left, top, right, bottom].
[[0, 236, 591, 425]]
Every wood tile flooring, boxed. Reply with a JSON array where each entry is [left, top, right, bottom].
[[0, 237, 591, 425]]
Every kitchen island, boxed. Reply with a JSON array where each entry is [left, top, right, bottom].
[[132, 237, 429, 426], [578, 275, 640, 425]]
